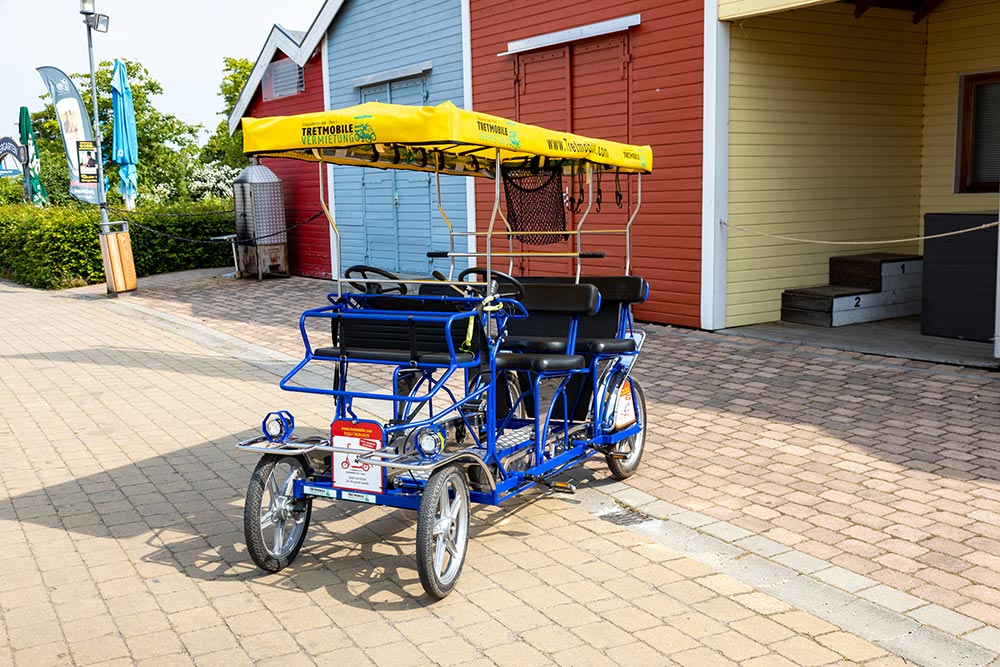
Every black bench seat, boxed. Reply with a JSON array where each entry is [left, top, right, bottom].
[[313, 295, 480, 366], [503, 276, 648, 422], [495, 352, 587, 372], [503, 337, 636, 355], [493, 282, 600, 372], [503, 276, 648, 356]]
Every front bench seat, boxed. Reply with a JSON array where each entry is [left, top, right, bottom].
[[313, 295, 479, 365]]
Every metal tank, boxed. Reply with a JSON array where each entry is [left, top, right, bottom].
[[233, 164, 288, 279]]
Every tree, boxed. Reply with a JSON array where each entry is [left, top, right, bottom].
[[200, 57, 253, 170], [31, 58, 202, 204]]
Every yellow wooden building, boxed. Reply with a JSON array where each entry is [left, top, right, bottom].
[[701, 0, 1000, 329]]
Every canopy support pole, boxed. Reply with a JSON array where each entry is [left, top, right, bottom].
[[315, 154, 342, 295], [486, 149, 501, 298], [434, 168, 456, 279], [574, 164, 594, 283], [625, 174, 642, 275]]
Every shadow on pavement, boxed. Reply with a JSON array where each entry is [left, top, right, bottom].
[[1, 427, 540, 610]]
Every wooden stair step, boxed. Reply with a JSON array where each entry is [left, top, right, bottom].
[[782, 285, 875, 313], [829, 253, 922, 291], [781, 281, 923, 327]]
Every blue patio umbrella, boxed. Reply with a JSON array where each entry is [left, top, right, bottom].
[[111, 59, 138, 209]]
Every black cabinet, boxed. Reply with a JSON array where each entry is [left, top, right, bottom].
[[922, 213, 997, 342]]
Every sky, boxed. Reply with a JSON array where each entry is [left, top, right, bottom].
[[0, 0, 325, 143]]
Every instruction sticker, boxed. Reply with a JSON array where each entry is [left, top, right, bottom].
[[614, 381, 637, 430], [302, 485, 336, 499], [331, 420, 384, 494], [341, 491, 376, 504]]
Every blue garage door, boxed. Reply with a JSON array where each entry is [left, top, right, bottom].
[[359, 77, 432, 274]]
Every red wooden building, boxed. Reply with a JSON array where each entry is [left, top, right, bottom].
[[233, 26, 331, 279], [469, 1, 705, 326]]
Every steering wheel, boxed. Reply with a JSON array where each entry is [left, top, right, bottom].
[[344, 265, 408, 294], [457, 268, 524, 301], [427, 269, 467, 297]]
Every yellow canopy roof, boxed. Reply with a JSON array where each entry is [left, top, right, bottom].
[[241, 101, 652, 178]]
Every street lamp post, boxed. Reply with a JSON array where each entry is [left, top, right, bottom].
[[79, 0, 134, 296], [80, 0, 111, 234]]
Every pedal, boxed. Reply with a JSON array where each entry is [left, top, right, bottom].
[[526, 475, 577, 494], [549, 481, 576, 494], [609, 452, 628, 460]]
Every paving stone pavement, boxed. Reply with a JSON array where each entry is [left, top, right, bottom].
[[0, 270, 996, 666], [123, 271, 1000, 624]]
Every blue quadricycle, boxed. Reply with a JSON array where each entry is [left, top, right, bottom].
[[236, 101, 653, 598]]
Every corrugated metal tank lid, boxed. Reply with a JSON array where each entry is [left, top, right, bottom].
[[234, 164, 281, 184]]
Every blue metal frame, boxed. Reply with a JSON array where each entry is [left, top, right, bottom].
[[239, 281, 645, 512]]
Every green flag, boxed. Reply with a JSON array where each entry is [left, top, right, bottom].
[[18, 106, 48, 206]]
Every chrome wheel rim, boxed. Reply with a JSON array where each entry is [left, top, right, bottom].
[[258, 460, 307, 559], [431, 477, 468, 586]]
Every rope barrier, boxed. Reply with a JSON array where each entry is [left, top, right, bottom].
[[109, 210, 326, 246], [721, 219, 999, 245], [105, 205, 235, 217]]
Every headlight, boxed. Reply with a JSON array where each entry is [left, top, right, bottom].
[[262, 411, 295, 443], [416, 429, 444, 457]]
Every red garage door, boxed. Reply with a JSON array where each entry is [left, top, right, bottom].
[[513, 34, 631, 276]]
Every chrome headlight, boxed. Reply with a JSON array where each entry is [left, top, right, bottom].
[[416, 429, 445, 457], [262, 411, 295, 443]]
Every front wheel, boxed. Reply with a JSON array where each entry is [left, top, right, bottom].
[[244, 455, 312, 572], [605, 378, 647, 480], [416, 465, 470, 599]]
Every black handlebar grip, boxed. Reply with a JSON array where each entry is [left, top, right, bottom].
[[579, 251, 605, 259], [426, 251, 450, 258]]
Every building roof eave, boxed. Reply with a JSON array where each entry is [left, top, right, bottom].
[[227, 0, 349, 136]]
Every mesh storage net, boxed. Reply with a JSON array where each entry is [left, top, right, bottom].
[[501, 163, 567, 245]]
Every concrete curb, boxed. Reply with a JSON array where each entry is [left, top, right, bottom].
[[565, 478, 1000, 667]]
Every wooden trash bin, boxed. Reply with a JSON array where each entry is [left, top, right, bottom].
[[99, 227, 137, 295]]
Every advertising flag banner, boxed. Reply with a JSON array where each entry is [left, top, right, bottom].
[[18, 106, 49, 206], [36, 66, 99, 204], [0, 137, 23, 178]]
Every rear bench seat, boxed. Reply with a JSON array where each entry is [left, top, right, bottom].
[[502, 276, 648, 422], [494, 282, 601, 373], [503, 276, 648, 355]]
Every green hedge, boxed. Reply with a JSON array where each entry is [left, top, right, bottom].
[[0, 200, 235, 289]]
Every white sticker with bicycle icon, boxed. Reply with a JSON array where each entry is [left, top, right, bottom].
[[331, 420, 384, 494]]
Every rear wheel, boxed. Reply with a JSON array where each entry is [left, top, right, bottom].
[[244, 455, 312, 572], [416, 465, 470, 599], [606, 378, 646, 480]]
